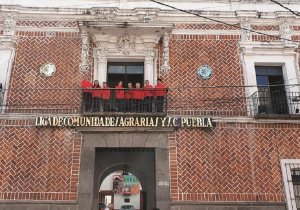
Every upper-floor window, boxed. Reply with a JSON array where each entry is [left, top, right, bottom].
[[255, 66, 289, 115], [107, 62, 144, 88]]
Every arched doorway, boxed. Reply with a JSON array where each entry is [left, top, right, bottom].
[[99, 169, 144, 210], [95, 148, 155, 210], [76, 131, 171, 210]]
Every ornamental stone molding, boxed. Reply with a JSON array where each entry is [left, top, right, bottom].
[[89, 8, 118, 21], [117, 34, 136, 55], [236, 11, 257, 42], [79, 28, 90, 72], [144, 43, 156, 58], [161, 33, 170, 73], [277, 17, 293, 45], [134, 8, 159, 23], [239, 17, 252, 42], [94, 41, 108, 57], [3, 13, 16, 36]]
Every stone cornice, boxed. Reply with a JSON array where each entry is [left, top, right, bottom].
[[1, 4, 300, 25], [239, 41, 298, 56]]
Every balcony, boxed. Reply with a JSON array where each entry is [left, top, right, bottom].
[[250, 90, 300, 118], [0, 88, 168, 116], [0, 87, 299, 119]]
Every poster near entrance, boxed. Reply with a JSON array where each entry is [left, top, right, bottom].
[[113, 175, 140, 195]]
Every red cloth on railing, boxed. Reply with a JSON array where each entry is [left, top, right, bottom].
[[81, 80, 92, 93], [143, 84, 153, 97], [154, 83, 166, 97], [115, 85, 125, 99], [133, 89, 144, 100]]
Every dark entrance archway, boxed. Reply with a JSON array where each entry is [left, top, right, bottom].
[[95, 148, 155, 210]]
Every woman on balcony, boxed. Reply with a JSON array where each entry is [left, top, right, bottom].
[[91, 80, 101, 112], [101, 82, 111, 112]]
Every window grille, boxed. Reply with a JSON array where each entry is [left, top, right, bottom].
[[281, 160, 300, 210]]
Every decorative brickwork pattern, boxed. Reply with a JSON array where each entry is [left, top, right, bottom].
[[175, 23, 238, 30], [16, 20, 78, 28], [0, 125, 81, 201], [161, 35, 246, 116], [252, 25, 280, 31], [7, 33, 93, 113], [252, 34, 281, 42], [16, 31, 79, 38], [170, 123, 300, 202]]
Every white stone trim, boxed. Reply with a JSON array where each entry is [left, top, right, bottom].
[[1, 1, 300, 13], [239, 41, 300, 115], [0, 48, 15, 112], [281, 159, 300, 210]]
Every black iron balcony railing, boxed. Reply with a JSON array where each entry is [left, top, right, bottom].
[[0, 88, 168, 115], [251, 90, 300, 117], [0, 87, 299, 118], [82, 88, 168, 115]]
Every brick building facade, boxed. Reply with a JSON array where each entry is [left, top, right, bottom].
[[1, 0, 300, 210]]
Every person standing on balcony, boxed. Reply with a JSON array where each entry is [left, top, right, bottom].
[[91, 80, 101, 112], [81, 77, 92, 112], [133, 82, 144, 112], [101, 82, 111, 112], [143, 80, 153, 112], [115, 81, 125, 112], [154, 78, 167, 112], [124, 82, 133, 112]]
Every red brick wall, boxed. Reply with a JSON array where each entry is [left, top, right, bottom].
[[170, 123, 300, 202], [7, 25, 93, 112], [0, 120, 81, 201], [1, 120, 298, 203], [2, 20, 300, 205], [162, 34, 247, 116]]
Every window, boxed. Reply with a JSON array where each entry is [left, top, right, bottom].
[[107, 62, 144, 88], [255, 66, 288, 114], [239, 43, 300, 116]]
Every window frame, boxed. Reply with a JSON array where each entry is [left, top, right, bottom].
[[281, 159, 300, 210]]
